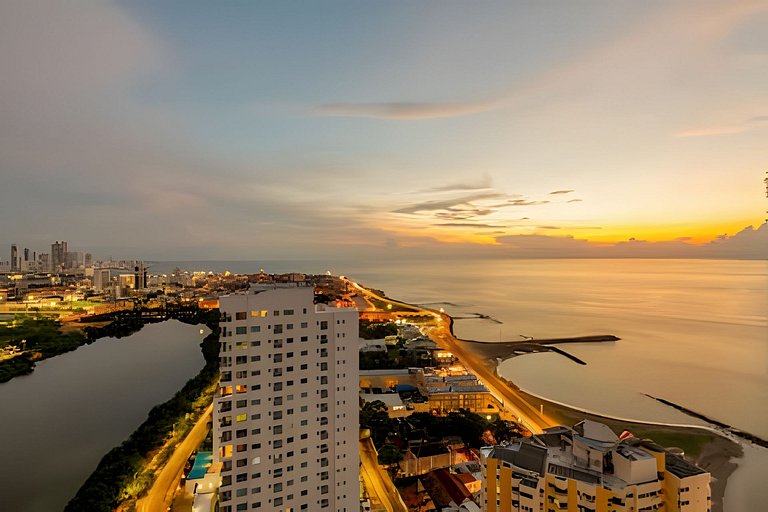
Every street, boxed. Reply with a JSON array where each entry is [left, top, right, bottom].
[[136, 404, 213, 512]]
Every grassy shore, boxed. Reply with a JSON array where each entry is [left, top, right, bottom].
[[476, 353, 741, 512]]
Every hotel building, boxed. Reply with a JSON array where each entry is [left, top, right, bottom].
[[214, 284, 359, 512], [481, 420, 711, 512]]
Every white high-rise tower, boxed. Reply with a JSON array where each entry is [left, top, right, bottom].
[[214, 284, 359, 512]]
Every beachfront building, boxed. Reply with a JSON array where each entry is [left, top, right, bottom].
[[214, 284, 359, 512], [480, 420, 711, 512]]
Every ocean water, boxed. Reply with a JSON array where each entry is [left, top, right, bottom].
[[156, 258, 767, 435], [154, 258, 766, 508]]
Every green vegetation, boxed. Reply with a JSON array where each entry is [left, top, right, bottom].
[[632, 429, 712, 458], [359, 346, 434, 370], [366, 295, 419, 313], [65, 319, 220, 512], [359, 320, 438, 369], [378, 443, 405, 465], [0, 318, 87, 383], [361, 400, 397, 447], [359, 320, 398, 340], [361, 401, 521, 454], [403, 410, 518, 449], [0, 303, 221, 384]]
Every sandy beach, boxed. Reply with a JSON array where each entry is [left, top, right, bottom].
[[351, 279, 753, 512], [460, 338, 743, 512]]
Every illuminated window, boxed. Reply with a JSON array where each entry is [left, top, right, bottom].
[[236, 414, 247, 422]]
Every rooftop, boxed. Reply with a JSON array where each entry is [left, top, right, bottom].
[[665, 452, 707, 478]]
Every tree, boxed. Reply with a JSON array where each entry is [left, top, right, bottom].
[[378, 443, 404, 466], [360, 400, 395, 447]]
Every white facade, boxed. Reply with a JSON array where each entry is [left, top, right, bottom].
[[214, 284, 359, 512]]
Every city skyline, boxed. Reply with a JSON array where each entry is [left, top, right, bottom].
[[1, 1, 766, 260]]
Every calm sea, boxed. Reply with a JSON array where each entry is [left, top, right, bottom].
[[155, 258, 766, 433], [153, 258, 766, 509]]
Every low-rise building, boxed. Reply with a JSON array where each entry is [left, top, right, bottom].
[[359, 338, 388, 353], [480, 420, 711, 512]]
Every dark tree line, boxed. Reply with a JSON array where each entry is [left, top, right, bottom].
[[64, 315, 221, 512]]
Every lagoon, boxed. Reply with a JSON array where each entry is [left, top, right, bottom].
[[0, 320, 207, 512]]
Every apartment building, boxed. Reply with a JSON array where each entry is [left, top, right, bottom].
[[481, 420, 711, 512], [214, 284, 359, 512]]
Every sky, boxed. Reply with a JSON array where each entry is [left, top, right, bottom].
[[1, 0, 766, 260]]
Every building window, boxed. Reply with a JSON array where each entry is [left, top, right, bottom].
[[235, 312, 247, 320]]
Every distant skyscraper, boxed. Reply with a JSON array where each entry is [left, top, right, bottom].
[[92, 269, 112, 292], [214, 284, 359, 512], [10, 244, 18, 272], [134, 262, 147, 289], [51, 241, 67, 272], [38, 253, 49, 272]]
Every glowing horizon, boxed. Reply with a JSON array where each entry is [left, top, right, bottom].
[[0, 1, 765, 260]]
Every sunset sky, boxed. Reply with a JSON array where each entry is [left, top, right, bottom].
[[1, 0, 766, 259]]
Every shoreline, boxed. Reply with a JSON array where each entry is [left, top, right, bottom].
[[443, 312, 745, 512], [350, 280, 753, 512], [511, 383, 742, 512]]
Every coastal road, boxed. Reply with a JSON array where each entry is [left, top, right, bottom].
[[427, 315, 556, 434], [360, 434, 408, 512], [136, 404, 213, 512], [348, 280, 555, 434]]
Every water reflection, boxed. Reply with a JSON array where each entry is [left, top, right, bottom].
[[0, 320, 206, 512]]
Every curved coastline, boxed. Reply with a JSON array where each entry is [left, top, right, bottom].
[[443, 313, 744, 512], [358, 282, 749, 512]]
